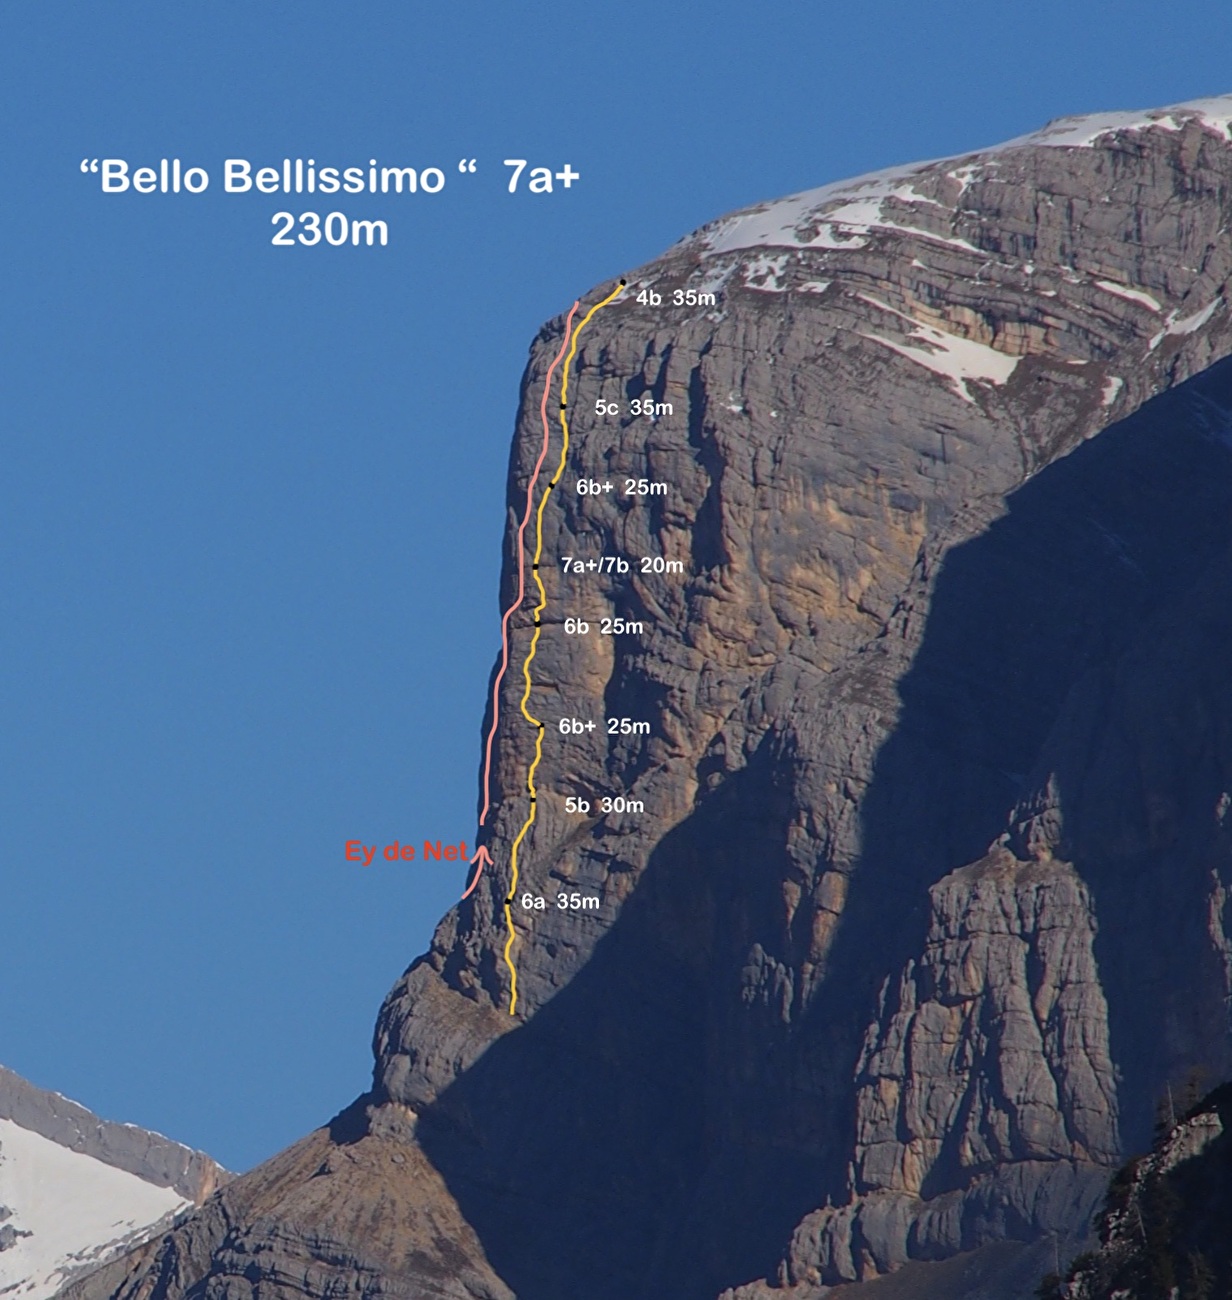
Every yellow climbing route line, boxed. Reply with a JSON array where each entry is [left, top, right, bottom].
[[502, 279, 625, 1015]]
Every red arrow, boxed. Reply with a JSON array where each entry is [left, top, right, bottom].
[[461, 844, 493, 900]]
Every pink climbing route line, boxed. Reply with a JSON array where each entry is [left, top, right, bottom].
[[462, 301, 580, 900]]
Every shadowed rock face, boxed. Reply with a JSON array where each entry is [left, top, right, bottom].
[[58, 100, 1232, 1300], [1047, 1082, 1232, 1298]]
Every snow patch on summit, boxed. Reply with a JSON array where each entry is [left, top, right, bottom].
[[742, 254, 789, 291], [691, 93, 1232, 259], [701, 166, 940, 256], [1017, 97, 1232, 148]]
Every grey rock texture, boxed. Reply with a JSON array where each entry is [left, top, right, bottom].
[[56, 1101, 513, 1300], [768, 854, 1117, 1290], [0, 1065, 227, 1204], [58, 96, 1232, 1300]]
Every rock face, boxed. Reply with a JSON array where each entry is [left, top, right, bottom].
[[59, 96, 1232, 1300], [56, 1102, 514, 1300], [772, 855, 1118, 1289]]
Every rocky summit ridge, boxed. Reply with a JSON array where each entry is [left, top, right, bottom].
[[60, 93, 1232, 1300], [0, 1066, 226, 1206]]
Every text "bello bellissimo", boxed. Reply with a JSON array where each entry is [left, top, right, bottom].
[[84, 157, 450, 195]]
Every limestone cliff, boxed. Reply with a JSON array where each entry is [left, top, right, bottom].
[[59, 95, 1232, 1300]]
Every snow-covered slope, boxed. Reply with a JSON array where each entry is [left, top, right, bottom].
[[691, 92, 1232, 258], [0, 1067, 227, 1300], [0, 1118, 189, 1300]]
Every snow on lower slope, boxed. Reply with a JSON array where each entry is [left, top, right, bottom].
[[0, 1119, 189, 1300]]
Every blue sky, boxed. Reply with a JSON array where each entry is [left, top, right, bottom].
[[2, 0, 1230, 1172]]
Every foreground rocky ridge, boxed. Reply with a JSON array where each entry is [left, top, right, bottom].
[[62, 96, 1232, 1300], [1042, 1083, 1232, 1298], [56, 1102, 513, 1300]]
